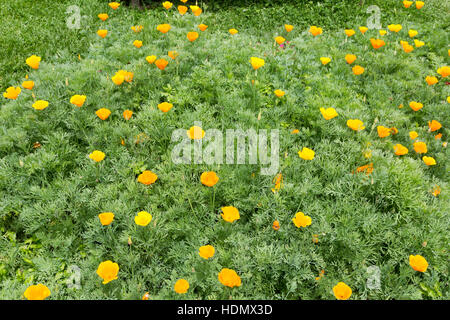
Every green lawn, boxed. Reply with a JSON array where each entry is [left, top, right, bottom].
[[0, 0, 449, 300]]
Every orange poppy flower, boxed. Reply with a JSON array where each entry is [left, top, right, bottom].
[[352, 65, 365, 75], [198, 24, 208, 31], [345, 54, 357, 64], [178, 5, 188, 15], [377, 126, 391, 138], [96, 108, 111, 120], [370, 38, 386, 49], [413, 141, 427, 154], [108, 2, 120, 10], [393, 144, 408, 155], [97, 30, 108, 38], [218, 268, 241, 288], [347, 119, 365, 131], [187, 126, 205, 139], [285, 24, 294, 32], [187, 31, 199, 42], [156, 24, 171, 34], [26, 55, 41, 69], [123, 110, 133, 120], [96, 260, 119, 284], [158, 102, 173, 112], [333, 282, 352, 300], [409, 101, 423, 111], [200, 171, 219, 187], [98, 13, 108, 21], [137, 170, 158, 185], [155, 59, 169, 70], [428, 120, 442, 132], [409, 255, 428, 272], [309, 26, 323, 36], [23, 284, 51, 300]]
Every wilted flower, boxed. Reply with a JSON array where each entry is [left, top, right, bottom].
[[200, 171, 219, 187], [413, 141, 427, 154], [32, 100, 49, 110], [271, 173, 283, 193], [298, 147, 315, 160], [250, 57, 265, 70], [174, 279, 189, 293], [70, 94, 86, 107], [352, 65, 365, 75], [96, 108, 111, 120], [347, 119, 365, 131], [98, 212, 114, 226], [155, 59, 169, 70], [218, 268, 241, 288], [158, 102, 173, 112], [422, 156, 436, 166], [199, 245, 215, 259], [333, 282, 352, 300], [221, 206, 240, 223], [3, 86, 21, 99], [137, 170, 158, 185], [187, 31, 199, 42], [98, 13, 108, 21], [345, 54, 356, 64], [24, 284, 51, 300], [134, 211, 152, 226], [393, 144, 408, 155], [409, 101, 423, 111], [89, 150, 105, 162], [187, 126, 205, 139], [142, 292, 150, 300], [123, 109, 133, 120], [97, 29, 108, 38], [320, 107, 338, 120], [292, 212, 312, 228], [96, 260, 119, 284], [409, 255, 428, 272], [377, 126, 391, 138], [309, 26, 323, 36]]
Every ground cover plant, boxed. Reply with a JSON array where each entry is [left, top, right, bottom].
[[0, 0, 449, 300]]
